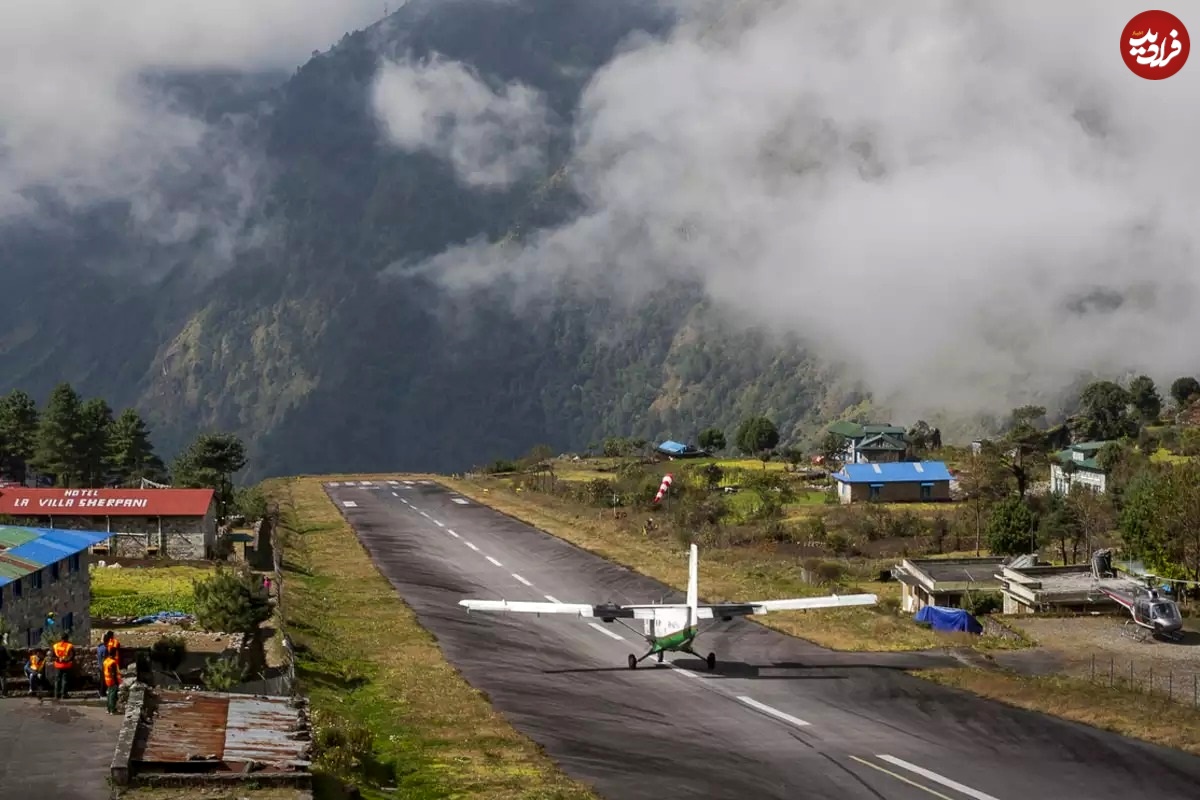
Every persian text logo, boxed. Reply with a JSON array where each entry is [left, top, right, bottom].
[[1122, 10, 1189, 79]]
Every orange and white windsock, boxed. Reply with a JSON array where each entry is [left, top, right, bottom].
[[654, 473, 673, 503]]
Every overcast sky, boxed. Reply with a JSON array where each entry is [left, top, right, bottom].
[[409, 0, 1200, 420]]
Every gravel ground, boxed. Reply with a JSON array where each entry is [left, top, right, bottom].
[[999, 616, 1200, 705]]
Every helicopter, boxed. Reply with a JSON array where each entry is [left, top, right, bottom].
[[1091, 548, 1185, 642]]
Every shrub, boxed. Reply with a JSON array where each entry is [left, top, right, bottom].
[[813, 561, 847, 586], [192, 566, 271, 633], [963, 592, 1002, 616], [201, 655, 245, 691], [312, 708, 376, 779]]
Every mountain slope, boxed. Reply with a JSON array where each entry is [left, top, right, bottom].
[[0, 0, 861, 481]]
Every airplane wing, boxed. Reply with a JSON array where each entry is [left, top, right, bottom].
[[698, 593, 878, 619], [459, 599, 650, 620]]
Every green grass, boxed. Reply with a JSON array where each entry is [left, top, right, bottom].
[[264, 476, 597, 800], [1150, 447, 1192, 464], [89, 565, 214, 618]]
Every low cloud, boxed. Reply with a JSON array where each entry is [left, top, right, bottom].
[[371, 55, 552, 188], [419, 0, 1200, 420], [0, 0, 383, 269]]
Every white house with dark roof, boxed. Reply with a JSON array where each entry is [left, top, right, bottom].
[[826, 421, 909, 464], [1049, 441, 1112, 495]]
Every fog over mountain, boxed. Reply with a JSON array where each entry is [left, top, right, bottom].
[[404, 0, 1200, 420], [0, 0, 1195, 479]]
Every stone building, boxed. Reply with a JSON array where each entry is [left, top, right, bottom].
[[0, 526, 111, 649], [0, 488, 217, 560]]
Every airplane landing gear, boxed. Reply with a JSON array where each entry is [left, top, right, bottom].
[[628, 654, 638, 669], [706, 652, 716, 670], [657, 651, 664, 663]]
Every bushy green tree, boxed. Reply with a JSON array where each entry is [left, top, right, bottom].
[[1169, 376, 1200, 407], [78, 397, 115, 487], [192, 567, 271, 634], [986, 497, 1037, 556], [735, 416, 779, 458], [1070, 381, 1137, 441], [1127, 375, 1162, 423], [172, 432, 248, 514], [697, 427, 725, 451], [1119, 462, 1200, 583]]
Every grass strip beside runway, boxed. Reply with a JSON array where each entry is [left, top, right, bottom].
[[264, 476, 599, 800], [917, 668, 1200, 756]]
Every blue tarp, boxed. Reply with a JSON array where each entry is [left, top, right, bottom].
[[914, 605, 982, 634], [130, 611, 194, 625], [657, 440, 688, 455]]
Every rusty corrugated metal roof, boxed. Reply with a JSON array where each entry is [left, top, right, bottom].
[[134, 689, 311, 773]]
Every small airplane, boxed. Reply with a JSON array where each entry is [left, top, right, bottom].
[[458, 543, 878, 670], [1099, 583, 1185, 642]]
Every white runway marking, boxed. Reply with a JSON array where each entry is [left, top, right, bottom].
[[512, 573, 532, 586], [447, 529, 460, 538], [391, 491, 399, 497], [544, 595, 562, 603], [588, 622, 625, 641], [875, 756, 1001, 800], [452, 498, 469, 505], [401, 499, 411, 506], [361, 480, 374, 485], [435, 520, 445, 527], [465, 542, 479, 551], [388, 480, 398, 485], [419, 511, 430, 518], [736, 696, 810, 728], [343, 481, 356, 485], [419, 480, 432, 485], [486, 556, 503, 567], [328, 482, 340, 487], [341, 501, 358, 508], [404, 480, 415, 485], [669, 664, 704, 679]]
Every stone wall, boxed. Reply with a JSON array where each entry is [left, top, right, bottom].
[[9, 513, 213, 560], [0, 549, 92, 650]]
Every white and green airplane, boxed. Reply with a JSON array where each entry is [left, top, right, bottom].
[[459, 543, 878, 670]]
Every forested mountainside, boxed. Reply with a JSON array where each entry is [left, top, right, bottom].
[[0, 0, 866, 481]]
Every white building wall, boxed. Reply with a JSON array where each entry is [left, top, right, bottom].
[[1049, 464, 1107, 495]]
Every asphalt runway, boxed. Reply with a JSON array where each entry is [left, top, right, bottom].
[[325, 479, 1200, 799]]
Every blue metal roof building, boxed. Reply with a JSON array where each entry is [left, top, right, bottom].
[[832, 461, 952, 484], [831, 461, 952, 504], [0, 526, 112, 588]]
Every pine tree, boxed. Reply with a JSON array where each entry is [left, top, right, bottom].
[[109, 408, 164, 485], [172, 432, 248, 513], [31, 383, 85, 487], [0, 389, 39, 484], [78, 397, 115, 487]]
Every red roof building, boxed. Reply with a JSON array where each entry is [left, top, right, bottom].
[[0, 488, 218, 560]]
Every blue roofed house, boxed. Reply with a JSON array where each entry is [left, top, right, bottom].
[[831, 461, 953, 504], [0, 525, 111, 650]]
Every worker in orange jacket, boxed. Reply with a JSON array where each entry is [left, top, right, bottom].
[[102, 652, 121, 715], [25, 650, 46, 696], [51, 633, 75, 700]]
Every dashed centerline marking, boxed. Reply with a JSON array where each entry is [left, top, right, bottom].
[[464, 542, 479, 551], [486, 556, 503, 567], [544, 595, 562, 603], [391, 491, 399, 497], [447, 529, 461, 538], [341, 500, 358, 508], [452, 498, 469, 505], [588, 622, 625, 641], [736, 696, 810, 728], [435, 520, 445, 527], [512, 573, 532, 586], [419, 511, 430, 519]]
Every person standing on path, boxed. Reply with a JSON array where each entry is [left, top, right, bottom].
[[102, 652, 120, 715], [51, 633, 75, 699], [95, 635, 108, 697]]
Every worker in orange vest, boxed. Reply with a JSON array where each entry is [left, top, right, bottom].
[[51, 633, 75, 700], [102, 652, 121, 715], [106, 631, 121, 668], [25, 649, 46, 696]]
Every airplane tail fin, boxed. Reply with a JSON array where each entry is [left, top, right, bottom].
[[687, 543, 699, 623]]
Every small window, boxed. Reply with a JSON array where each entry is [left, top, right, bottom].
[[868, 485, 881, 501], [63, 612, 74, 633], [13, 578, 21, 598], [70, 553, 80, 573], [31, 570, 42, 590], [51, 561, 60, 582], [920, 484, 932, 501], [0, 584, 4, 610]]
